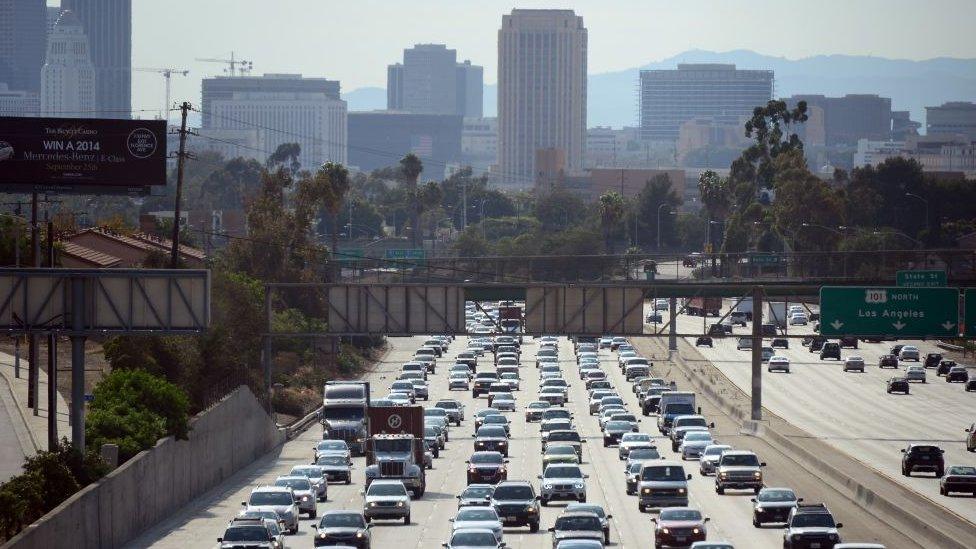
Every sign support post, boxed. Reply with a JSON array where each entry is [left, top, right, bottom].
[[751, 286, 763, 421]]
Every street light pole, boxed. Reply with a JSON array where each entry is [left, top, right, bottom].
[[656, 203, 675, 251], [905, 192, 929, 242]]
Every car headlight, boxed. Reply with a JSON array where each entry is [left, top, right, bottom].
[[397, 501, 404, 507], [753, 471, 762, 478], [477, 441, 485, 446], [677, 487, 686, 494], [574, 482, 584, 489], [719, 472, 728, 478], [302, 496, 309, 501], [526, 506, 536, 513], [319, 533, 327, 539], [369, 502, 377, 507], [544, 483, 553, 489], [642, 488, 651, 494], [356, 531, 365, 538], [498, 441, 507, 445], [499, 467, 506, 473], [662, 528, 670, 534]]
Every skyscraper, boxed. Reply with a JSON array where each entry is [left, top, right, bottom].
[[386, 44, 483, 117], [41, 10, 96, 117], [0, 0, 47, 96], [497, 9, 587, 187], [639, 64, 773, 142], [62, 0, 131, 118]]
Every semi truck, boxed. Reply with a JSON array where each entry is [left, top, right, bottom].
[[767, 302, 788, 328], [498, 303, 523, 343], [320, 381, 371, 455], [364, 406, 427, 498], [683, 297, 722, 317], [733, 297, 754, 322]]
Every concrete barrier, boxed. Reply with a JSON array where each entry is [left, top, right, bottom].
[[3, 386, 285, 549]]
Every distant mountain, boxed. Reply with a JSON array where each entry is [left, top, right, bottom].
[[346, 50, 976, 128]]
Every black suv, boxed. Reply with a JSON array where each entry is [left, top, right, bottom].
[[819, 342, 841, 361], [782, 503, 843, 549], [466, 451, 508, 484], [771, 338, 789, 349], [490, 481, 540, 532], [808, 336, 827, 352], [901, 444, 945, 477], [695, 336, 713, 347], [924, 353, 943, 368], [877, 354, 898, 369], [937, 360, 957, 377], [838, 336, 858, 349]]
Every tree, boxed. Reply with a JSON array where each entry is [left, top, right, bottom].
[[598, 191, 626, 253], [534, 189, 586, 231], [635, 175, 681, 250], [400, 154, 424, 246], [299, 162, 350, 279], [266, 142, 302, 175]]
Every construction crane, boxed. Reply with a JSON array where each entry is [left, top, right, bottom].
[[134, 67, 189, 123], [195, 51, 253, 77]]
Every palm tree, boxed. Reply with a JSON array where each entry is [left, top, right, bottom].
[[599, 191, 625, 254], [299, 162, 350, 280], [400, 154, 424, 246]]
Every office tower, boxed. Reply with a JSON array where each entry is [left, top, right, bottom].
[[639, 64, 773, 142], [926, 101, 976, 141], [0, 0, 46, 95], [204, 73, 347, 167], [786, 94, 892, 146], [497, 9, 587, 186], [386, 44, 484, 117], [62, 0, 131, 118], [41, 10, 96, 117], [348, 111, 462, 178]]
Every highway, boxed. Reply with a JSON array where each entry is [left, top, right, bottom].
[[661, 299, 976, 524], [131, 331, 914, 548]]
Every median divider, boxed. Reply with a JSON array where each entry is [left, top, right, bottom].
[[657, 338, 976, 549]]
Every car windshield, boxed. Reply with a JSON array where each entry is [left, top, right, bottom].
[[759, 489, 796, 502], [606, 421, 631, 431], [426, 409, 447, 416], [320, 513, 365, 528], [948, 466, 976, 475], [641, 465, 686, 481], [462, 485, 494, 499], [629, 448, 660, 459], [548, 431, 581, 442], [910, 446, 941, 454], [318, 440, 347, 451], [628, 462, 643, 473], [529, 402, 550, 409], [676, 418, 707, 428], [722, 454, 760, 466], [425, 427, 438, 437], [791, 513, 835, 528], [317, 456, 348, 466], [684, 433, 713, 442], [367, 483, 406, 497], [493, 484, 534, 499], [555, 515, 601, 530], [249, 492, 292, 505], [602, 398, 624, 406], [484, 416, 507, 424], [276, 477, 310, 490], [450, 531, 497, 546], [291, 467, 323, 478], [470, 453, 503, 464], [546, 446, 576, 456], [703, 446, 730, 456], [545, 466, 582, 478], [660, 509, 701, 521], [457, 508, 498, 521], [222, 526, 268, 542], [478, 426, 507, 437], [321, 406, 365, 420]]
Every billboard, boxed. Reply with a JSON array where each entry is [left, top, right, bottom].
[[0, 116, 167, 194]]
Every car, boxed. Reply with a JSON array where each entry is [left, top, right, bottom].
[[646, 312, 663, 323], [968, 423, 976, 452], [736, 337, 752, 350], [538, 464, 589, 504], [768, 356, 790, 373], [789, 313, 808, 325], [450, 507, 504, 542], [564, 503, 612, 545], [467, 451, 509, 485], [457, 484, 495, 508], [525, 401, 552, 422], [626, 446, 662, 468], [499, 373, 521, 391], [760, 347, 774, 362], [542, 418, 575, 440], [637, 461, 692, 512], [939, 465, 976, 496], [362, 480, 410, 524], [543, 444, 582, 469], [480, 413, 510, 435], [217, 520, 278, 549], [714, 450, 765, 494], [886, 377, 910, 394], [904, 365, 926, 383], [937, 359, 957, 376], [274, 475, 317, 518], [624, 461, 644, 495], [771, 338, 789, 349], [312, 510, 371, 548], [730, 311, 749, 326], [316, 454, 353, 484], [547, 512, 605, 548], [603, 420, 636, 447], [314, 439, 352, 463], [680, 431, 715, 460], [390, 380, 418, 402], [436, 399, 465, 425], [490, 392, 517, 412], [695, 336, 713, 347], [699, 444, 733, 476], [424, 427, 442, 460], [877, 354, 898, 369], [290, 465, 329, 501], [491, 480, 540, 532], [838, 336, 859, 349], [611, 337, 628, 350], [474, 426, 510, 457], [751, 487, 800, 526], [234, 512, 286, 548], [899, 345, 921, 361], [901, 444, 945, 477], [820, 342, 841, 361], [808, 336, 827, 352], [653, 507, 709, 548], [546, 430, 586, 460], [450, 373, 472, 390], [946, 366, 969, 383], [967, 378, 976, 392], [618, 432, 655, 460], [539, 386, 567, 406], [599, 337, 613, 349], [842, 356, 865, 372], [889, 344, 905, 356], [474, 409, 502, 429], [782, 503, 843, 549], [924, 352, 943, 368], [243, 486, 300, 534]]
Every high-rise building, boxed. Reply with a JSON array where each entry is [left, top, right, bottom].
[[386, 44, 483, 118], [639, 64, 773, 142], [0, 83, 39, 117], [347, 111, 462, 178], [62, 0, 131, 118], [497, 9, 587, 187], [41, 10, 96, 117], [46, 6, 62, 34], [204, 74, 347, 168], [0, 0, 47, 95], [461, 116, 497, 175], [787, 94, 892, 146], [926, 101, 976, 141]]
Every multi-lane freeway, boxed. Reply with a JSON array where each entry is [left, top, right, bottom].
[[130, 327, 931, 548]]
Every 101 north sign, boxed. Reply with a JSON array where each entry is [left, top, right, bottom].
[[0, 116, 166, 194], [820, 286, 959, 338]]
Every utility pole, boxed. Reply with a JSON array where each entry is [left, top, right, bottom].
[[27, 192, 39, 412], [462, 182, 467, 231], [171, 102, 192, 268]]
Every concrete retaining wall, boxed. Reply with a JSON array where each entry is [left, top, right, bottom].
[[3, 387, 285, 549]]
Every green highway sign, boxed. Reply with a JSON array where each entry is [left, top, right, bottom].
[[338, 248, 365, 262], [896, 270, 946, 288], [820, 286, 959, 338], [749, 253, 783, 266], [966, 290, 976, 338], [385, 249, 425, 260]]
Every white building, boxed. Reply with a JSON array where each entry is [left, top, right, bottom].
[[0, 83, 39, 117], [854, 139, 905, 167], [206, 74, 347, 167], [461, 116, 497, 174], [40, 10, 95, 117], [585, 127, 619, 167]]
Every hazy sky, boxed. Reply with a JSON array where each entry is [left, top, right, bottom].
[[60, 0, 976, 121]]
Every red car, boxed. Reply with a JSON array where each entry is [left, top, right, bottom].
[[653, 507, 709, 548]]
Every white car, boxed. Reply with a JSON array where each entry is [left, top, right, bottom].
[[449, 373, 470, 390], [617, 432, 655, 460], [499, 372, 521, 391], [490, 393, 517, 412], [449, 507, 504, 542], [767, 356, 790, 373], [243, 486, 300, 534], [905, 365, 927, 383], [788, 313, 808, 325], [655, 299, 669, 311], [899, 345, 921, 361]]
